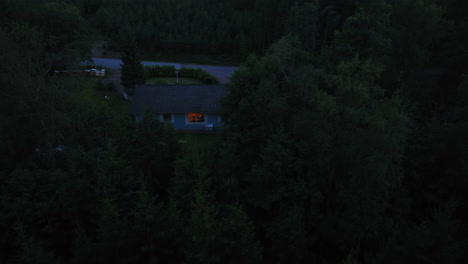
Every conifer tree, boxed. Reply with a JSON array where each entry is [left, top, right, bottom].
[[120, 37, 144, 89]]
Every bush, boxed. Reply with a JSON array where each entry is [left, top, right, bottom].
[[97, 79, 115, 91], [106, 82, 115, 91]]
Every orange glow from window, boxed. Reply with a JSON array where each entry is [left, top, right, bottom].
[[188, 113, 204, 123]]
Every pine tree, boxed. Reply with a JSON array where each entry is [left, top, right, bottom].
[[120, 37, 144, 89]]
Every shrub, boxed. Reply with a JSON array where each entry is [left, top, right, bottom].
[[97, 79, 115, 91]]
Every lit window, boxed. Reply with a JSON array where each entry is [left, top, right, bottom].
[[188, 113, 205, 123]]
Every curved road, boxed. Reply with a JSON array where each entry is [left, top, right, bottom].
[[87, 57, 237, 84]]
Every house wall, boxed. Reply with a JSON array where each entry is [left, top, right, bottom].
[[173, 113, 222, 131], [134, 113, 223, 131]]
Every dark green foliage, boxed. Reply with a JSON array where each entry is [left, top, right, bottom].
[[0, 0, 371, 60], [326, 0, 392, 67], [1, 1, 468, 263], [96, 79, 114, 91], [128, 110, 179, 197], [186, 174, 221, 263], [71, 0, 360, 59], [287, 1, 320, 52], [372, 202, 464, 264], [0, 25, 77, 171], [120, 38, 145, 89], [218, 204, 263, 263], [3, 0, 92, 67], [15, 221, 60, 264], [35, 1, 88, 44], [71, 226, 95, 264], [144, 65, 177, 79], [219, 33, 413, 262], [383, 0, 445, 105], [178, 67, 220, 84]]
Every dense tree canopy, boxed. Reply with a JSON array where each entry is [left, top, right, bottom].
[[0, 0, 364, 61], [1, 0, 467, 263]]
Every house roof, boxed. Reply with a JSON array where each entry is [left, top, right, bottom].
[[130, 84, 228, 114]]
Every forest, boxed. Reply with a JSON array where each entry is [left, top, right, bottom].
[[1, 0, 468, 263]]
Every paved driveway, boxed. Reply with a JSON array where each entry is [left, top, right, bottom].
[[87, 58, 237, 84]]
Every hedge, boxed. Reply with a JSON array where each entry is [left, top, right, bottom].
[[144, 65, 176, 78], [144, 65, 219, 84]]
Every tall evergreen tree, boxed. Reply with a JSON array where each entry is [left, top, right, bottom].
[[120, 37, 144, 89]]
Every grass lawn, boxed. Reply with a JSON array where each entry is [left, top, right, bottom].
[[79, 77, 130, 113], [177, 133, 220, 151], [146, 77, 203, 85]]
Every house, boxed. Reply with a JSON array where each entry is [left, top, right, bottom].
[[130, 84, 228, 131]]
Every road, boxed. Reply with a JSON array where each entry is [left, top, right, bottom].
[[86, 57, 237, 84]]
